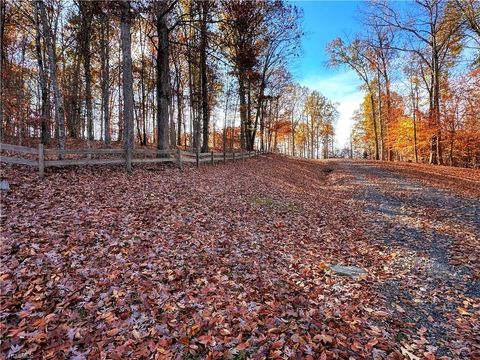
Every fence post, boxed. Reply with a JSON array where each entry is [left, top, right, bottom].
[[233, 151, 235, 162], [126, 148, 132, 173], [177, 148, 183, 171], [223, 149, 226, 163], [211, 151, 214, 165], [241, 148, 244, 162], [196, 148, 199, 168], [38, 143, 44, 178]]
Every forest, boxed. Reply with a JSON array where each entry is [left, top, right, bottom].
[[0, 0, 339, 161], [1, 0, 477, 167]]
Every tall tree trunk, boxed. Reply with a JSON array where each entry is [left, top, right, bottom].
[[238, 73, 247, 150], [172, 50, 183, 146], [100, 10, 111, 146], [291, 112, 295, 156], [231, 95, 238, 150], [169, 91, 176, 147], [120, 0, 134, 170], [376, 69, 384, 160], [310, 114, 314, 159], [260, 98, 266, 151], [433, 56, 443, 165], [222, 88, 230, 152], [67, 51, 81, 138], [411, 78, 419, 163], [429, 44, 443, 165], [176, 83, 182, 147], [37, 0, 65, 155], [252, 68, 267, 152], [200, 1, 209, 152], [385, 76, 393, 161], [246, 77, 254, 150], [187, 53, 196, 149], [118, 45, 123, 142], [138, 24, 147, 146], [34, 4, 51, 144], [156, 13, 170, 150], [79, 2, 94, 141], [369, 90, 379, 160]]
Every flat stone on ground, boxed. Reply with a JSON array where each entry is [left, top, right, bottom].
[[330, 264, 366, 277], [0, 180, 10, 191]]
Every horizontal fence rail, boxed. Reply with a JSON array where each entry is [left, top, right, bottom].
[[0, 143, 267, 177]]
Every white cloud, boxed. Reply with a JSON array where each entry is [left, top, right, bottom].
[[299, 70, 364, 149]]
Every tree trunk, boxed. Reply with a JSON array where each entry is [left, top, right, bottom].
[[291, 112, 295, 156], [384, 72, 393, 161], [139, 48, 146, 145], [260, 98, 266, 151], [429, 43, 443, 165], [100, 10, 110, 146], [169, 91, 176, 147], [411, 78, 418, 163], [238, 72, 247, 150], [310, 114, 314, 159], [245, 77, 254, 150], [433, 65, 443, 165], [252, 73, 266, 152], [222, 88, 230, 152], [369, 90, 380, 160], [37, 0, 66, 155], [200, 1, 209, 152], [79, 2, 94, 141], [176, 88, 182, 147], [376, 69, 384, 160], [156, 13, 170, 150], [67, 52, 81, 139], [172, 51, 182, 146], [118, 45, 123, 142], [34, 4, 51, 144], [120, 0, 134, 170]]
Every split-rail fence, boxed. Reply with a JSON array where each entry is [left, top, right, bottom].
[[0, 143, 265, 177]]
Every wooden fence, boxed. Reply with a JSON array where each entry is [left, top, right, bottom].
[[0, 143, 265, 177]]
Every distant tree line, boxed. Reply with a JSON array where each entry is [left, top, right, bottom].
[[328, 0, 479, 167]]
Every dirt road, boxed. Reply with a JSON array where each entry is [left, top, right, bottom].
[[339, 160, 480, 357]]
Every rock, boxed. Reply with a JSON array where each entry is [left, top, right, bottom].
[[330, 264, 366, 278], [0, 180, 10, 191]]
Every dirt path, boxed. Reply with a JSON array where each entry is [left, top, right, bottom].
[[340, 161, 480, 357]]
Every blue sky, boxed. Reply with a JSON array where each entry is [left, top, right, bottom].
[[289, 1, 366, 148]]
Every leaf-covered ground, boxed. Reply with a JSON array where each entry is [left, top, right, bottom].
[[1, 156, 479, 359]]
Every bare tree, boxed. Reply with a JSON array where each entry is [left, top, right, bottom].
[[120, 0, 134, 170], [100, 5, 111, 146], [37, 0, 66, 155], [34, 2, 50, 144], [200, 0, 210, 153], [154, 1, 177, 151], [79, 1, 94, 141]]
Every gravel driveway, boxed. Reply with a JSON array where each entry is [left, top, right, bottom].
[[342, 161, 480, 357]]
